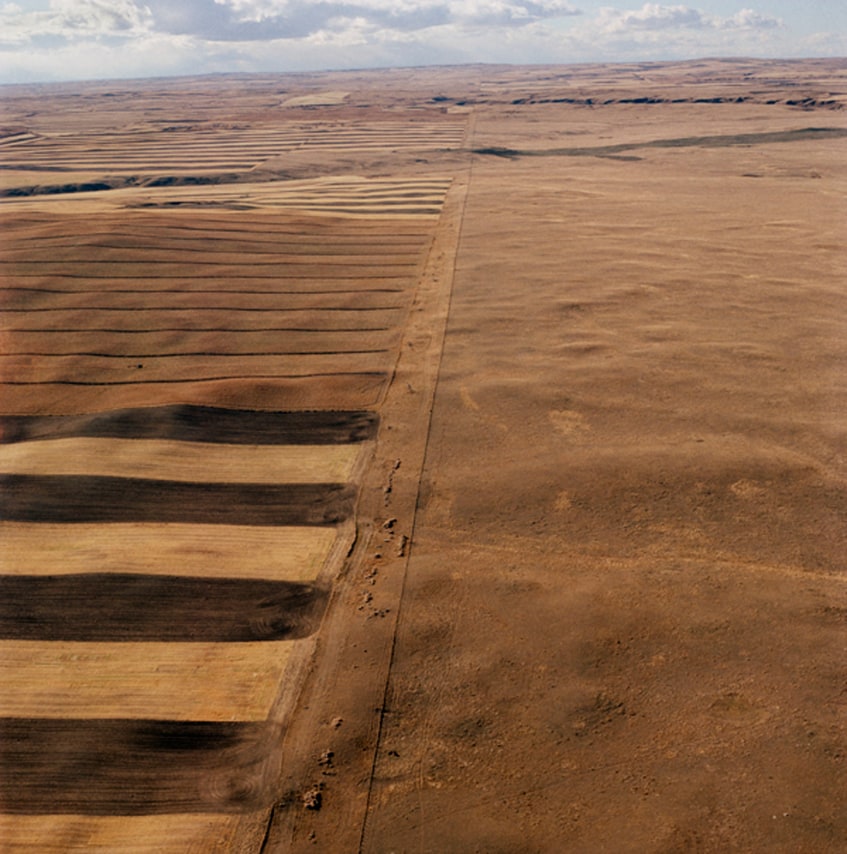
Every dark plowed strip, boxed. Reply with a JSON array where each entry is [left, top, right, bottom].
[[3, 287, 405, 294], [3, 326, 391, 332], [0, 405, 378, 444], [0, 574, 326, 642], [0, 475, 354, 526], [1, 373, 381, 387], [0, 718, 280, 814]]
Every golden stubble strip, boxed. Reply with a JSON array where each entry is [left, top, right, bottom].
[[4, 351, 391, 383], [0, 814, 247, 854], [0, 641, 292, 720], [0, 522, 336, 581], [0, 372, 388, 415], [0, 438, 361, 484]]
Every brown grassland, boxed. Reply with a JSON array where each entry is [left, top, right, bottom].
[[0, 58, 845, 851]]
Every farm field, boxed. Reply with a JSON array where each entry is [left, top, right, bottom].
[[1, 58, 846, 852]]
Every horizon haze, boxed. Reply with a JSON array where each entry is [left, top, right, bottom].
[[0, 1, 845, 85]]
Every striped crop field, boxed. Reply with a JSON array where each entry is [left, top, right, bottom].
[[124, 176, 454, 216], [0, 121, 466, 174], [0, 89, 465, 849], [0, 181, 451, 413], [0, 405, 371, 849]]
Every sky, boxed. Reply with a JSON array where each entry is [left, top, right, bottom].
[[0, 1, 844, 84]]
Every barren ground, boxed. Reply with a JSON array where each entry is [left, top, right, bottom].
[[1, 58, 845, 852]]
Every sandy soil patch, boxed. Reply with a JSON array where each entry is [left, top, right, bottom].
[[282, 91, 350, 106]]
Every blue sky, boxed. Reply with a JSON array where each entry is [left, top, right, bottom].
[[0, 1, 844, 84]]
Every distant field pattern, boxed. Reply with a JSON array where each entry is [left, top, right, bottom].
[[0, 87, 465, 850], [0, 121, 466, 172], [0, 199, 448, 411]]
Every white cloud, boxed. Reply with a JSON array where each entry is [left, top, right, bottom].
[[0, 0, 153, 45], [145, 0, 582, 41], [722, 8, 780, 30], [596, 3, 706, 32], [799, 28, 847, 54], [218, 0, 580, 26], [0, 31, 202, 82], [0, 1, 829, 84], [594, 3, 781, 35], [52, 0, 151, 32]]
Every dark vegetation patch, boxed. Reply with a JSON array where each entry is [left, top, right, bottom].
[[0, 475, 355, 526], [0, 574, 326, 642], [0, 126, 32, 138], [2, 181, 118, 195], [508, 96, 843, 110], [474, 127, 847, 160], [474, 146, 520, 159], [597, 154, 643, 162], [0, 172, 249, 198], [129, 200, 259, 211], [0, 718, 279, 814], [1, 370, 387, 388], [0, 406, 378, 444]]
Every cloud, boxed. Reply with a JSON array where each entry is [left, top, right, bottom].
[[597, 3, 707, 32], [220, 0, 582, 26], [132, 0, 582, 42], [0, 0, 153, 45], [722, 8, 780, 30], [594, 3, 781, 35], [0, 1, 825, 85], [0, 1, 782, 56], [0, 0, 583, 81]]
